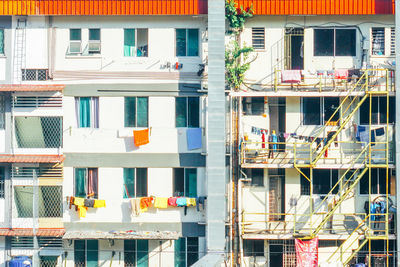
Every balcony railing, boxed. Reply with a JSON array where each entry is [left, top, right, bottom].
[[13, 96, 62, 108], [12, 164, 63, 179]]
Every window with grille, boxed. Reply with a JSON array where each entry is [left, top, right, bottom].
[[174, 237, 199, 267], [252, 28, 265, 50], [391, 27, 395, 56], [372, 28, 385, 55], [38, 237, 63, 248], [21, 69, 49, 81], [40, 256, 58, 267], [124, 239, 149, 267], [11, 237, 34, 248], [300, 169, 339, 195]]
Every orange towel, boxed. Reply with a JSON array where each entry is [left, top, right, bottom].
[[133, 129, 150, 147], [140, 197, 154, 212]]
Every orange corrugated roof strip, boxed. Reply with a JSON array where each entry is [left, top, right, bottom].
[[0, 0, 208, 15], [236, 0, 394, 15]]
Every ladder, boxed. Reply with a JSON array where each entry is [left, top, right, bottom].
[[13, 18, 26, 83]]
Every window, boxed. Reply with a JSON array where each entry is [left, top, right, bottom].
[[391, 27, 395, 56], [21, 69, 49, 81], [176, 29, 199, 57], [74, 168, 98, 199], [69, 29, 82, 54], [176, 97, 200, 128], [174, 237, 198, 267], [252, 28, 265, 50], [300, 169, 339, 195], [243, 240, 264, 257], [74, 240, 98, 267], [0, 167, 4, 198], [242, 97, 264, 116], [124, 97, 148, 127], [0, 29, 4, 54], [124, 240, 149, 267], [302, 97, 339, 125], [359, 96, 395, 125], [372, 28, 385, 55], [75, 97, 99, 128], [14, 116, 62, 148], [314, 29, 356, 56], [124, 29, 148, 57], [0, 95, 5, 129], [173, 168, 197, 197], [88, 29, 101, 54], [123, 168, 148, 198], [245, 168, 263, 187], [360, 168, 391, 195]]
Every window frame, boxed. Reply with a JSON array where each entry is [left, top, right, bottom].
[[0, 29, 4, 55], [174, 237, 199, 267], [359, 168, 391, 195], [359, 96, 395, 125], [173, 168, 198, 197], [74, 240, 98, 267], [123, 168, 148, 198], [69, 28, 82, 54], [88, 28, 101, 54], [371, 27, 385, 56], [301, 97, 340, 126], [124, 239, 149, 267], [313, 28, 357, 57], [0, 167, 4, 198], [123, 28, 149, 57], [300, 169, 339, 195], [124, 96, 149, 128], [74, 167, 99, 199], [175, 97, 200, 128], [76, 97, 99, 128], [175, 28, 200, 57], [391, 27, 395, 56], [252, 27, 265, 50]]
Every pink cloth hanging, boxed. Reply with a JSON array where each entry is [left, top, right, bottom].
[[334, 69, 348, 79], [281, 70, 301, 83]]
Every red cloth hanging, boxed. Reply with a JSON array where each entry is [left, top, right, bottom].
[[295, 238, 318, 267]]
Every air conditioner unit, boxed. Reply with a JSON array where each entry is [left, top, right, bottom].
[[69, 41, 82, 54], [88, 41, 101, 54]]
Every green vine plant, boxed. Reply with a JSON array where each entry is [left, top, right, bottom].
[[225, 0, 255, 91]]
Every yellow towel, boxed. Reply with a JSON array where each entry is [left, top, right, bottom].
[[78, 206, 87, 218], [187, 198, 197, 206], [93, 199, 106, 208], [74, 197, 85, 206], [154, 197, 168, 209]]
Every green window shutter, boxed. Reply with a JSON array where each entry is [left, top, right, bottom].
[[123, 168, 135, 198], [70, 29, 81, 41], [75, 168, 87, 198], [124, 240, 136, 266], [176, 98, 187, 127], [0, 29, 4, 54], [74, 240, 86, 267], [187, 29, 199, 56], [136, 240, 148, 267], [125, 97, 136, 127], [187, 97, 199, 128], [176, 29, 187, 56], [79, 97, 91, 128], [174, 238, 186, 267], [136, 97, 148, 127], [86, 240, 98, 267], [124, 29, 135, 57], [185, 169, 197, 198]]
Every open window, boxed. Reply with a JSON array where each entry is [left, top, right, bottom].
[[74, 168, 98, 199], [124, 29, 148, 57]]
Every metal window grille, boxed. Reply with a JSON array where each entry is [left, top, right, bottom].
[[14, 116, 63, 148], [13, 96, 62, 108], [0, 179, 4, 198], [252, 28, 265, 50], [38, 237, 63, 248], [391, 27, 395, 55], [21, 69, 49, 81], [40, 256, 58, 267], [372, 28, 385, 55], [11, 236, 34, 248]]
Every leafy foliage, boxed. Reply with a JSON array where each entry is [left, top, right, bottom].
[[225, 41, 254, 90], [225, 0, 253, 30]]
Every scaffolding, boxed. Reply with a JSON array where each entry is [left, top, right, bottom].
[[238, 69, 393, 266]]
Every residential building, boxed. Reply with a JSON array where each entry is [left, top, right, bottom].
[[233, 0, 398, 266]]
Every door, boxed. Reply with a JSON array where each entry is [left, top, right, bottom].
[[285, 28, 304, 70], [268, 169, 285, 221], [269, 97, 286, 151]]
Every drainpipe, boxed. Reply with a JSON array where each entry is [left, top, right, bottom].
[[395, 0, 400, 266]]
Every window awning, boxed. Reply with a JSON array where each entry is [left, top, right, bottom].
[[63, 230, 180, 240], [0, 228, 65, 237], [0, 154, 65, 163], [0, 85, 64, 92]]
